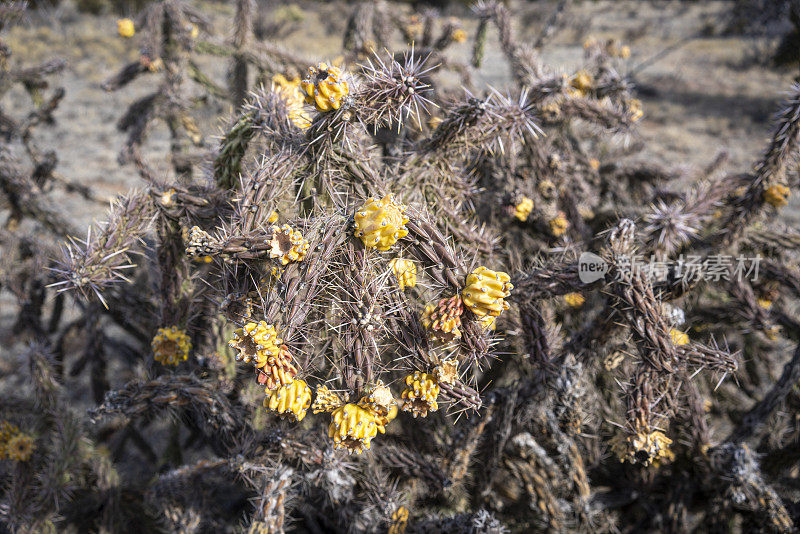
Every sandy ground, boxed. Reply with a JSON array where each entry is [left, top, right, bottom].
[[2, 0, 799, 225]]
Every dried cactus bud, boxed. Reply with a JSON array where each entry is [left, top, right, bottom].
[[265, 379, 312, 422], [564, 292, 585, 308], [422, 295, 463, 342], [258, 344, 298, 392], [328, 403, 386, 454], [389, 258, 417, 290], [5, 433, 35, 462], [272, 74, 312, 130], [612, 428, 674, 467], [513, 197, 534, 221], [763, 184, 790, 207], [117, 18, 135, 38], [400, 371, 440, 418], [229, 321, 283, 367], [433, 359, 458, 385], [301, 63, 349, 112], [354, 195, 410, 251], [185, 226, 215, 258], [462, 267, 513, 319], [548, 213, 570, 237], [151, 326, 192, 366], [269, 225, 310, 265], [538, 179, 557, 199], [669, 328, 689, 346], [312, 385, 346, 414]]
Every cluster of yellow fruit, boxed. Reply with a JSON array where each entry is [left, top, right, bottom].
[[399, 359, 458, 418], [268, 224, 310, 265], [151, 326, 192, 366], [228, 322, 311, 421], [301, 63, 349, 112], [764, 184, 791, 208], [612, 427, 674, 467], [548, 212, 570, 237], [564, 292, 586, 308], [272, 74, 312, 130], [389, 258, 417, 291], [567, 70, 593, 98], [314, 382, 398, 454], [354, 195, 410, 251], [0, 421, 35, 462], [117, 18, 135, 38], [513, 196, 534, 222], [669, 328, 689, 346]]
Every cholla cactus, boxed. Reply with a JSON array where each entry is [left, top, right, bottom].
[[329, 403, 387, 454], [229, 322, 283, 368], [268, 225, 311, 265], [301, 63, 350, 112], [422, 295, 464, 342], [612, 427, 674, 467], [400, 371, 440, 418], [461, 267, 513, 318], [354, 195, 410, 251], [152, 327, 192, 366], [389, 258, 417, 290], [265, 379, 312, 422]]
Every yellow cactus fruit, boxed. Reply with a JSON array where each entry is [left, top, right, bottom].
[[301, 63, 349, 112], [0, 421, 19, 459], [568, 70, 593, 97], [151, 326, 192, 366], [764, 184, 790, 207], [612, 428, 674, 467], [513, 197, 534, 222], [269, 225, 310, 265], [267, 210, 279, 223], [619, 45, 631, 59], [358, 380, 398, 426], [433, 359, 458, 385], [272, 74, 312, 130], [312, 385, 346, 414], [389, 506, 409, 534], [477, 314, 497, 331], [257, 344, 298, 391], [389, 258, 417, 290], [669, 328, 689, 346], [117, 18, 135, 38], [422, 295, 463, 342], [757, 298, 773, 310], [400, 371, 440, 418], [329, 403, 386, 454], [354, 195, 410, 251], [188, 23, 199, 39], [5, 433, 35, 462], [462, 266, 513, 319], [229, 321, 283, 368], [549, 213, 570, 237], [627, 98, 644, 122], [589, 158, 600, 170], [265, 379, 312, 422], [564, 292, 586, 308], [452, 28, 467, 43]]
